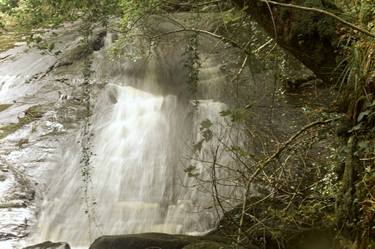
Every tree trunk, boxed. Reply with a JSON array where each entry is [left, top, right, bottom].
[[231, 0, 344, 84]]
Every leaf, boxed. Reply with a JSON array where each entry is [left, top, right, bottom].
[[357, 110, 370, 122], [220, 110, 231, 117], [184, 165, 196, 173], [188, 172, 200, 177], [202, 129, 213, 142], [230, 108, 247, 122], [200, 119, 213, 130], [184, 165, 199, 177], [349, 123, 362, 132]]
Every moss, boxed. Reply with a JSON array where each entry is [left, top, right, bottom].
[[0, 104, 12, 112], [0, 200, 26, 209], [182, 241, 233, 249], [0, 105, 43, 140]]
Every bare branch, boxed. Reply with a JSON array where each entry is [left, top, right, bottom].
[[247, 117, 340, 188]]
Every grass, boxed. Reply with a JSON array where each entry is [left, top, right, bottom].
[[0, 104, 12, 112]]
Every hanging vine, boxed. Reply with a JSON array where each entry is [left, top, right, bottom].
[[79, 18, 102, 240], [183, 31, 201, 108]]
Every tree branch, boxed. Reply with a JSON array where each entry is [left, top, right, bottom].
[[260, 0, 375, 39], [248, 117, 340, 184]]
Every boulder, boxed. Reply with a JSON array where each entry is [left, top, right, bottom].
[[89, 233, 246, 249], [23, 241, 70, 249], [89, 233, 192, 249]]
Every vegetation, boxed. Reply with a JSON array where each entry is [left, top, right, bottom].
[[1, 0, 374, 248]]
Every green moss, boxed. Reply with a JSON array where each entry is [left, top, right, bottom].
[[0, 104, 12, 112], [0, 201, 26, 209], [0, 105, 43, 140], [183, 241, 234, 249]]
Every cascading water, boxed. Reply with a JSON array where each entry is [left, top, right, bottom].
[[33, 33, 241, 248], [35, 83, 180, 246]]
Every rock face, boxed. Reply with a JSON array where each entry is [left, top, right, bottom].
[[89, 233, 235, 249], [23, 241, 70, 249], [0, 22, 108, 247]]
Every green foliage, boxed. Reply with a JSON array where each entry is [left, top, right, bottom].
[[193, 119, 213, 153], [184, 165, 200, 177], [220, 108, 249, 123], [0, 0, 18, 14], [120, 0, 161, 25], [184, 32, 201, 100], [7, 0, 121, 30]]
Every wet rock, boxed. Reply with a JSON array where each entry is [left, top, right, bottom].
[[90, 233, 193, 249], [0, 232, 18, 240], [1, 165, 9, 172], [23, 241, 70, 249], [16, 138, 29, 148], [0, 200, 26, 208], [0, 171, 6, 181], [13, 190, 35, 201]]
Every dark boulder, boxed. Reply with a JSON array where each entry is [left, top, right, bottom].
[[89, 233, 192, 249], [89, 233, 239, 249]]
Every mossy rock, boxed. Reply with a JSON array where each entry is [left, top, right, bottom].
[[0, 200, 26, 208], [23, 241, 70, 249], [0, 105, 44, 139], [0, 172, 6, 181], [0, 104, 12, 112]]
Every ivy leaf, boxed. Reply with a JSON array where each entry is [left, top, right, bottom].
[[184, 165, 199, 177], [202, 129, 213, 142], [220, 108, 248, 122], [200, 119, 213, 130]]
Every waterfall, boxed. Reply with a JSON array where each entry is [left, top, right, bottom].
[[31, 31, 242, 248], [34, 80, 239, 248]]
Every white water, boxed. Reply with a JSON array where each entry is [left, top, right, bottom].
[[23, 27, 245, 247], [33, 78, 239, 247]]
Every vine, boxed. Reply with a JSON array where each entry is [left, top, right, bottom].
[[183, 31, 201, 108], [79, 19, 101, 241]]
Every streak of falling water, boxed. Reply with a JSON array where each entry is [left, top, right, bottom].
[[35, 83, 179, 247]]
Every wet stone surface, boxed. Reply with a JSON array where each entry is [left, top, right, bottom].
[[0, 23, 92, 248]]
